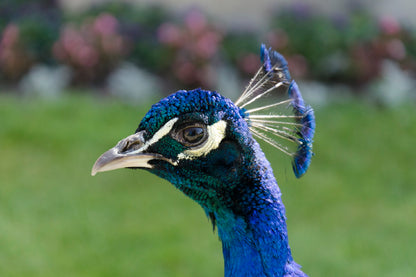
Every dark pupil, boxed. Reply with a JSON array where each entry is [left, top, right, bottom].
[[183, 127, 204, 143]]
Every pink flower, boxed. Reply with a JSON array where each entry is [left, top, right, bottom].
[[93, 13, 119, 36], [61, 27, 85, 55], [185, 9, 207, 35], [379, 16, 401, 35], [76, 45, 98, 67], [157, 10, 221, 88], [158, 23, 183, 47], [240, 53, 260, 75], [195, 31, 221, 59], [0, 24, 19, 48]]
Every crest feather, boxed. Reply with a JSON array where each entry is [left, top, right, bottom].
[[235, 44, 315, 178]]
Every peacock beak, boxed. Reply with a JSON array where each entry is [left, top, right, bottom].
[[91, 131, 158, 176]]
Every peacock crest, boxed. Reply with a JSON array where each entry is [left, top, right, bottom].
[[235, 44, 315, 178]]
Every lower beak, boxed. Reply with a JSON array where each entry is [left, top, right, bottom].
[[91, 131, 155, 176]]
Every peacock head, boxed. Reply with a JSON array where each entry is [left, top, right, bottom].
[[91, 89, 258, 211], [92, 45, 315, 214]]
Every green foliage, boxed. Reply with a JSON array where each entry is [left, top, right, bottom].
[[269, 6, 414, 86], [72, 2, 167, 27], [0, 0, 61, 81], [0, 0, 61, 61], [0, 0, 60, 29], [272, 12, 343, 69], [345, 10, 379, 45], [222, 31, 261, 77], [17, 15, 61, 64], [0, 94, 415, 276]]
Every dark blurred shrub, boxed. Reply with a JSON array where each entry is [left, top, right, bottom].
[[0, 24, 34, 82], [1, 2, 224, 89], [377, 17, 416, 77], [53, 13, 128, 86], [269, 4, 376, 84], [74, 5, 223, 89], [1, 0, 415, 93], [70, 2, 170, 73], [0, 0, 61, 83], [222, 30, 261, 78], [268, 4, 416, 87], [156, 9, 223, 90]]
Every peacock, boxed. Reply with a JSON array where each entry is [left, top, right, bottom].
[[92, 44, 315, 277]]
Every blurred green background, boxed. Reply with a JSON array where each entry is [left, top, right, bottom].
[[1, 0, 416, 276]]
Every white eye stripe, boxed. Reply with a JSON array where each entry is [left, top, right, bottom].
[[128, 117, 178, 155], [178, 120, 227, 160], [128, 118, 227, 163]]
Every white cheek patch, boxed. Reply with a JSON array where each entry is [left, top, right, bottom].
[[129, 117, 178, 155], [178, 120, 227, 160]]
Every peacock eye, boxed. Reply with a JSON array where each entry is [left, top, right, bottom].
[[183, 126, 204, 142], [176, 124, 207, 146]]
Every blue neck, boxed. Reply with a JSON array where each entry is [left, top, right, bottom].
[[212, 179, 293, 276], [209, 140, 306, 276]]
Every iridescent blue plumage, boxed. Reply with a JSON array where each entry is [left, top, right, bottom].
[[287, 81, 315, 141], [287, 81, 315, 178], [92, 45, 314, 277], [238, 45, 315, 178], [138, 89, 246, 137], [260, 44, 291, 81]]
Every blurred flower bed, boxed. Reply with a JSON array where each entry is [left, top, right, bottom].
[[0, 1, 415, 104]]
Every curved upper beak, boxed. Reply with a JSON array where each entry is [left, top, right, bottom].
[[91, 131, 156, 176]]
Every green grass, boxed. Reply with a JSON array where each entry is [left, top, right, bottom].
[[0, 94, 415, 276]]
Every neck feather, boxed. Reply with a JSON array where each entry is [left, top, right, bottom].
[[213, 177, 293, 276], [211, 140, 306, 277]]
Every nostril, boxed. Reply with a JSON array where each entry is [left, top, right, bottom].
[[125, 141, 142, 152], [118, 133, 145, 153]]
